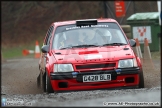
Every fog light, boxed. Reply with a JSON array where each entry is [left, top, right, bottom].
[[58, 82, 68, 88]]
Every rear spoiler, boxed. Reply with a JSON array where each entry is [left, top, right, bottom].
[[76, 19, 97, 26]]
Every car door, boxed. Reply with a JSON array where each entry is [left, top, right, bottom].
[[40, 25, 54, 75]]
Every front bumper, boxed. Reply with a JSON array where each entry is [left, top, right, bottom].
[[50, 67, 141, 91]]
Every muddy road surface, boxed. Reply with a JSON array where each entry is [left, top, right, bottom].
[[1, 58, 161, 107]]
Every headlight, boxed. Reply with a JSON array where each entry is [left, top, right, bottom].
[[54, 64, 74, 72], [118, 58, 137, 68]]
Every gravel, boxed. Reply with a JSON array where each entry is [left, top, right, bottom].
[[1, 58, 161, 107]]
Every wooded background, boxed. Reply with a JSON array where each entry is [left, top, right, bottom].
[[1, 1, 158, 47]]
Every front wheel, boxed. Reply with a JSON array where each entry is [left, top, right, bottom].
[[37, 74, 40, 88], [45, 72, 53, 93], [139, 71, 145, 88]]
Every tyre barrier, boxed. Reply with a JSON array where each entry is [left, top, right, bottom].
[[121, 25, 131, 39]]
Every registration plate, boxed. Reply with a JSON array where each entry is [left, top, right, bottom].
[[83, 74, 111, 82]]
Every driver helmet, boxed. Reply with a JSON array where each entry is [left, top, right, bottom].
[[102, 30, 112, 42]]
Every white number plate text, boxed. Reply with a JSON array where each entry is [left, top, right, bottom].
[[83, 74, 111, 82]]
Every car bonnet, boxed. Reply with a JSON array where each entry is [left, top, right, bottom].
[[52, 45, 135, 64]]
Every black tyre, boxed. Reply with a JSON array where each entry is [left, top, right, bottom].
[[42, 72, 46, 92], [40, 72, 44, 90], [139, 71, 145, 88], [37, 74, 40, 88], [45, 72, 53, 93]]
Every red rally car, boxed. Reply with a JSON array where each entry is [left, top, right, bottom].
[[37, 18, 144, 93]]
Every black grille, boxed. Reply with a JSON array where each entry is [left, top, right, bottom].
[[75, 63, 116, 70]]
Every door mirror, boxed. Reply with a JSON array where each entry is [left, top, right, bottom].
[[129, 39, 136, 47], [41, 45, 49, 53]]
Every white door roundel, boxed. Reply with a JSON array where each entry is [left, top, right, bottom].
[[132, 26, 152, 43]]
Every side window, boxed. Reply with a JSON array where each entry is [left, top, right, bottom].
[[47, 26, 54, 45], [44, 26, 54, 45]]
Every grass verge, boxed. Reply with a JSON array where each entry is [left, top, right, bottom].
[[2, 44, 37, 59], [150, 51, 161, 59], [1, 44, 161, 60]]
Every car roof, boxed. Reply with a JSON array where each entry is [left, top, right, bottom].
[[52, 18, 118, 26]]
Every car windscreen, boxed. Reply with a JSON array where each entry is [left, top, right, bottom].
[[52, 22, 128, 50]]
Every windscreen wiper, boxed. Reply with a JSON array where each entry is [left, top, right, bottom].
[[59, 44, 101, 50], [59, 46, 73, 50], [70, 44, 101, 48], [102, 43, 127, 46]]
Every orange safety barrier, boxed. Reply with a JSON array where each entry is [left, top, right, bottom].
[[143, 38, 155, 70], [22, 49, 34, 56], [135, 38, 143, 58], [144, 38, 151, 59]]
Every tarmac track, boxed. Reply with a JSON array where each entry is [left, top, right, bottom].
[[1, 58, 161, 107]]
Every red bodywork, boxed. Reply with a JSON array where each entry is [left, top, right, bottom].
[[41, 18, 143, 92]]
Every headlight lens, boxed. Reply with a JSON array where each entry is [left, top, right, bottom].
[[118, 58, 137, 68], [54, 64, 74, 72]]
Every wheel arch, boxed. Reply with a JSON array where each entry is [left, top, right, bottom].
[[45, 63, 51, 76]]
